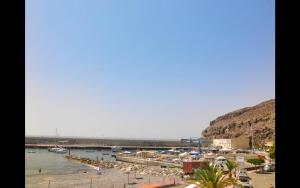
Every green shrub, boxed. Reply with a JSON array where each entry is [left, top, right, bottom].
[[247, 158, 264, 166]]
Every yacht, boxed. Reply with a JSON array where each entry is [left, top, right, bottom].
[[48, 146, 68, 153], [48, 146, 61, 152], [48, 129, 68, 153], [55, 148, 68, 153]]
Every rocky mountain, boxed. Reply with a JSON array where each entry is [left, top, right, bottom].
[[202, 99, 275, 144]]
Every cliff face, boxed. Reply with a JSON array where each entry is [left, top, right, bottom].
[[202, 99, 275, 143]]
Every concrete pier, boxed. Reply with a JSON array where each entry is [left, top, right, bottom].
[[25, 144, 192, 150], [25, 136, 192, 150]]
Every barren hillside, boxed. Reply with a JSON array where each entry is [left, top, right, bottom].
[[202, 99, 275, 143]]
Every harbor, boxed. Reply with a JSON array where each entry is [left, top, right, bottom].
[[26, 139, 275, 188]]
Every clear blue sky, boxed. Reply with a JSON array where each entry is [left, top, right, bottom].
[[26, 0, 275, 139]]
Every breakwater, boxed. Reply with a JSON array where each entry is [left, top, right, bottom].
[[65, 155, 115, 168], [116, 155, 182, 168], [65, 154, 184, 177], [25, 144, 193, 151], [25, 136, 191, 148]]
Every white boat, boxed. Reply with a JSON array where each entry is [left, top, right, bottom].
[[27, 150, 36, 153], [55, 148, 68, 153], [48, 147, 61, 152], [48, 129, 68, 153], [48, 146, 68, 153]]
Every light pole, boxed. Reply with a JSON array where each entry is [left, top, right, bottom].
[[251, 124, 254, 153]]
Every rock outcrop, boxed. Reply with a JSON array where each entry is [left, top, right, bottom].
[[202, 99, 275, 143]]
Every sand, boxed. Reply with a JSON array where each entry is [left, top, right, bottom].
[[26, 167, 183, 188], [248, 171, 275, 188]]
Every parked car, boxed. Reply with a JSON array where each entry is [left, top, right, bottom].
[[234, 181, 253, 188], [263, 163, 275, 172], [237, 171, 251, 182]]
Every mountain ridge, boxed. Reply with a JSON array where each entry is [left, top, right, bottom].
[[202, 99, 275, 144]]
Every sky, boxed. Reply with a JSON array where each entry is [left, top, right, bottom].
[[25, 0, 275, 139]]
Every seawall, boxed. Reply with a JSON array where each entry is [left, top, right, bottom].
[[25, 136, 191, 149]]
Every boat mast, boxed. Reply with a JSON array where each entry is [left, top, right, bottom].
[[55, 128, 58, 144]]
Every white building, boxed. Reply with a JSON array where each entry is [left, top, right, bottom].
[[213, 139, 232, 149], [213, 136, 249, 149]]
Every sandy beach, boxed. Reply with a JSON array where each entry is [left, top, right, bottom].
[[26, 167, 184, 188]]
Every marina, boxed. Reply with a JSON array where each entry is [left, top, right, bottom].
[[26, 145, 274, 188]]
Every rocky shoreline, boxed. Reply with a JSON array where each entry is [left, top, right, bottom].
[[65, 155, 184, 177]]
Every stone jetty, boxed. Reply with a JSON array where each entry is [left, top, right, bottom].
[[65, 155, 184, 177]]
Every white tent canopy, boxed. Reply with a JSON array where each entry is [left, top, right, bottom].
[[179, 152, 189, 158], [185, 184, 199, 188], [215, 156, 226, 160], [189, 151, 200, 155], [220, 148, 232, 152]]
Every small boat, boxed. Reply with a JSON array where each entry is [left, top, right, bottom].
[[55, 148, 68, 153], [48, 129, 68, 154], [102, 152, 109, 155], [48, 146, 68, 153], [27, 151, 36, 153], [48, 147, 61, 152]]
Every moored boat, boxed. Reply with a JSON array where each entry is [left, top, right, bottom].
[[55, 148, 68, 153]]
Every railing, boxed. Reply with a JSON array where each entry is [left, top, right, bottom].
[[42, 177, 184, 188]]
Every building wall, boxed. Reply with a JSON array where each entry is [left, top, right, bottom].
[[213, 139, 231, 148], [231, 136, 249, 149]]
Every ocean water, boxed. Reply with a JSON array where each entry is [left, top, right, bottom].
[[25, 148, 114, 176]]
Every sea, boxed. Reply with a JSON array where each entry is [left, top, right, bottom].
[[25, 148, 115, 176]]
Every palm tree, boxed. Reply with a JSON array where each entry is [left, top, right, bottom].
[[225, 160, 238, 178], [194, 163, 237, 188], [269, 142, 275, 160]]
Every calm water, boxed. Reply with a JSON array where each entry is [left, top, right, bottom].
[[25, 148, 114, 176]]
